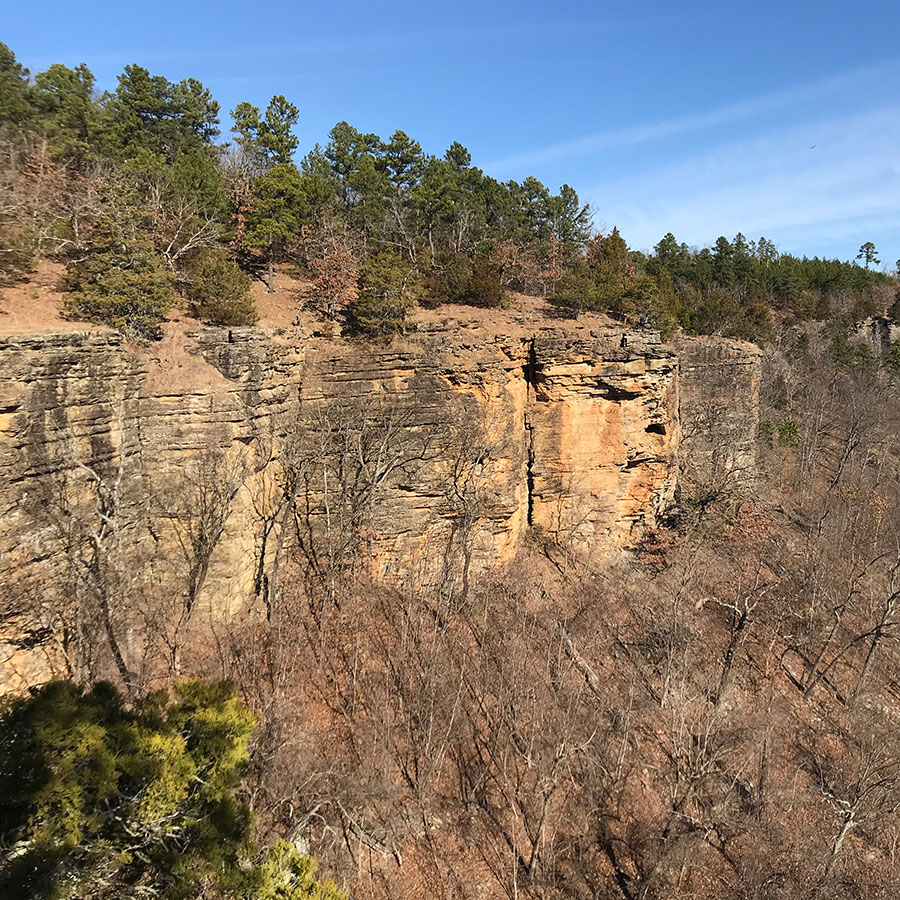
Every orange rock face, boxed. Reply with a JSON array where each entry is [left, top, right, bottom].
[[527, 334, 678, 553], [0, 324, 758, 688]]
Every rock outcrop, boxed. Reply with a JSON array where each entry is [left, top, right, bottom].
[[674, 336, 763, 487], [0, 323, 758, 686], [851, 315, 900, 359]]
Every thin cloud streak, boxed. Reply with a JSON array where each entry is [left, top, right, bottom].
[[25, 17, 618, 73], [485, 58, 900, 175], [586, 105, 900, 253]]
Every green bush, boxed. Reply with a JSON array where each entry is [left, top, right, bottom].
[[0, 679, 346, 900], [188, 249, 257, 326], [777, 418, 800, 447], [63, 224, 174, 340], [550, 265, 602, 318], [349, 250, 420, 334], [887, 341, 900, 374], [831, 334, 878, 372], [463, 259, 507, 308], [422, 253, 472, 307]]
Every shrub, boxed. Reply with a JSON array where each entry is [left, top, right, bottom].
[[349, 250, 421, 334], [422, 253, 472, 307], [63, 224, 174, 340], [188, 249, 257, 326], [831, 334, 878, 372], [0, 679, 346, 900], [550, 266, 602, 318], [463, 259, 507, 308], [777, 418, 800, 447], [887, 341, 900, 374]]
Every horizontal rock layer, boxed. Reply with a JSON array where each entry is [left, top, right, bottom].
[[0, 325, 760, 686]]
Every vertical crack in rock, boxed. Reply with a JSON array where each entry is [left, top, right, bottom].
[[0, 326, 762, 683], [523, 336, 538, 527], [522, 335, 538, 394], [525, 413, 535, 527]]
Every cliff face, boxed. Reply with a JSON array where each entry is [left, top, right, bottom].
[[527, 333, 678, 549], [0, 324, 757, 685], [674, 336, 763, 487], [851, 315, 900, 359]]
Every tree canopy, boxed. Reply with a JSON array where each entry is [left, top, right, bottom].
[[0, 679, 346, 900], [0, 39, 894, 343]]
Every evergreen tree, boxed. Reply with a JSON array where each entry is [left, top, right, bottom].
[[324, 121, 389, 240], [856, 241, 880, 269], [550, 262, 601, 318], [548, 184, 591, 261], [104, 65, 219, 165], [231, 95, 300, 169], [349, 250, 421, 333], [188, 248, 257, 325], [241, 162, 307, 292], [712, 235, 735, 286], [0, 679, 346, 900], [651, 232, 691, 280], [32, 63, 101, 164], [231, 96, 304, 292], [379, 129, 424, 191], [755, 236, 778, 263], [62, 188, 174, 340], [0, 42, 33, 129], [585, 228, 636, 306], [63, 224, 174, 340]]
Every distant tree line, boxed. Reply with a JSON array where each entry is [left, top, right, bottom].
[[553, 229, 894, 342], [0, 41, 894, 340]]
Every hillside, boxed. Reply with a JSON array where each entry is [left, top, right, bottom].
[[3, 286, 900, 898]]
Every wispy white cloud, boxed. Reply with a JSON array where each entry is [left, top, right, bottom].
[[586, 104, 900, 255], [26, 17, 616, 74], [485, 58, 900, 175]]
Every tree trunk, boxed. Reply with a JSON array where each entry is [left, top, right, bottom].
[[268, 247, 275, 293]]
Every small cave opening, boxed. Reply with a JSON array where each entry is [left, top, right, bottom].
[[596, 380, 641, 402], [646, 423, 666, 435]]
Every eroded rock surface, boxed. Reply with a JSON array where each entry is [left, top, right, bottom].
[[0, 324, 758, 686]]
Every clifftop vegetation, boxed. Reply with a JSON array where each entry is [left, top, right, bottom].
[[0, 41, 894, 341]]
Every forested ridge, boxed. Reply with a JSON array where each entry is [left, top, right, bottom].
[[0, 41, 894, 341]]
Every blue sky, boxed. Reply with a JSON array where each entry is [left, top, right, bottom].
[[6, 0, 900, 266]]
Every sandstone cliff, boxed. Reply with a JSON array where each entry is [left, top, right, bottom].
[[0, 323, 760, 686]]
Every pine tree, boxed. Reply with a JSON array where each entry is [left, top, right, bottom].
[[0, 679, 346, 900], [232, 96, 304, 291], [231, 95, 300, 169], [241, 162, 307, 292], [856, 241, 880, 269], [33, 63, 102, 164], [0, 42, 34, 129], [585, 228, 636, 307], [104, 65, 219, 165]]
